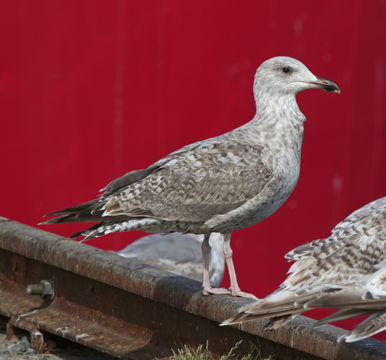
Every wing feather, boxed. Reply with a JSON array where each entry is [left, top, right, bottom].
[[222, 197, 386, 342]]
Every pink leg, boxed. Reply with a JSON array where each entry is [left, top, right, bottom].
[[223, 233, 257, 299], [201, 234, 230, 295]]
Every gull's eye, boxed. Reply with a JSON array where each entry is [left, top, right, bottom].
[[282, 66, 291, 74]]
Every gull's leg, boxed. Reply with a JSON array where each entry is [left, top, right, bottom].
[[201, 233, 230, 295], [223, 233, 257, 299]]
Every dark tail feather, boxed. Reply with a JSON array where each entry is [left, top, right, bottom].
[[44, 200, 98, 217], [40, 199, 103, 225], [39, 212, 103, 225], [70, 229, 85, 239], [70, 222, 108, 239], [39, 214, 78, 225]]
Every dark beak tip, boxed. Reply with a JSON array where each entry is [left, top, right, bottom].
[[326, 81, 340, 94], [316, 77, 340, 94], [326, 84, 340, 94]]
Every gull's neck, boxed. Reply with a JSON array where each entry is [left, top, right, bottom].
[[253, 91, 305, 125], [230, 90, 305, 158]]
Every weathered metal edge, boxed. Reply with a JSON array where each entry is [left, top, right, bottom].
[[0, 217, 385, 359]]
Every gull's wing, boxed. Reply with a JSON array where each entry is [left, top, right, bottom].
[[339, 311, 386, 343], [222, 197, 386, 342], [102, 140, 271, 222], [43, 138, 272, 225]]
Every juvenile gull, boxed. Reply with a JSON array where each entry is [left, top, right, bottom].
[[41, 56, 339, 298], [222, 197, 386, 342], [116, 232, 224, 287]]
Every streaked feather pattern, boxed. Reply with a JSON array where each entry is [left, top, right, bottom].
[[40, 56, 335, 240], [222, 197, 386, 342], [40, 56, 340, 298]]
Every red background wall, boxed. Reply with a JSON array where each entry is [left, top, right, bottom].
[[1, 1, 385, 338]]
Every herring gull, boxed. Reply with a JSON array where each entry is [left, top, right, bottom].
[[41, 56, 339, 298], [115, 232, 224, 287], [221, 197, 386, 342]]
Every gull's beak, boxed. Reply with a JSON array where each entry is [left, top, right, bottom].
[[309, 77, 340, 93]]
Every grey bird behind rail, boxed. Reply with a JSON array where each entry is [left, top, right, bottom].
[[41, 56, 339, 299], [115, 232, 224, 287]]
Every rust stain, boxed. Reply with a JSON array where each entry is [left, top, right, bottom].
[[7, 315, 47, 353]]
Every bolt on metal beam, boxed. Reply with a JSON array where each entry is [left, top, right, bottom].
[[26, 280, 55, 299]]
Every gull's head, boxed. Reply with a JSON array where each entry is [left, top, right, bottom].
[[253, 56, 340, 98]]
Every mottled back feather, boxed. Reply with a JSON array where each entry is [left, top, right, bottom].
[[102, 141, 271, 222], [222, 197, 386, 342], [41, 57, 337, 239]]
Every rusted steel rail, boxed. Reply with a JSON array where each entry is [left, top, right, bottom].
[[0, 217, 384, 360]]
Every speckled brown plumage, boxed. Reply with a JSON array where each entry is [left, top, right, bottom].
[[222, 197, 386, 342], [42, 56, 340, 298]]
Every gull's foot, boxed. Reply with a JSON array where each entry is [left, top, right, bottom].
[[202, 286, 231, 296], [229, 289, 258, 300]]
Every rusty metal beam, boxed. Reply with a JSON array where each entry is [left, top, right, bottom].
[[0, 217, 384, 359]]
